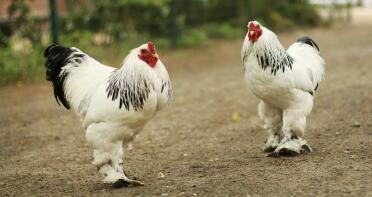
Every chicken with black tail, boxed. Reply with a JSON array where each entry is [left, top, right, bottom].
[[241, 21, 325, 157], [44, 42, 172, 187]]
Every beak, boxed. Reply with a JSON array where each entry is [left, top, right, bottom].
[[249, 30, 255, 36], [153, 53, 159, 58]]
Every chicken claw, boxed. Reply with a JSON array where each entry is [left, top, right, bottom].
[[263, 133, 281, 153], [112, 178, 145, 188], [267, 137, 312, 157]]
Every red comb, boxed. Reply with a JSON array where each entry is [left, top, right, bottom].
[[248, 22, 255, 29], [148, 42, 156, 53]]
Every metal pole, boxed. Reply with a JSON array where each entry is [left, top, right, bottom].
[[346, 0, 352, 22], [242, 0, 251, 24], [49, 0, 59, 44], [168, 0, 177, 48]]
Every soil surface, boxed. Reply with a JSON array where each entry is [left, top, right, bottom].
[[1, 18, 371, 196]]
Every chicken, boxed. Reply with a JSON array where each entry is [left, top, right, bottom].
[[241, 21, 325, 157], [44, 42, 172, 187]]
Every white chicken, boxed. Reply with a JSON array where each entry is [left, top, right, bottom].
[[44, 42, 172, 187], [241, 21, 325, 156]]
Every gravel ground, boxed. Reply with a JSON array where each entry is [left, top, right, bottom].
[[0, 20, 371, 196]]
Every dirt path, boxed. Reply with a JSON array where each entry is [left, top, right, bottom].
[[1, 23, 371, 196]]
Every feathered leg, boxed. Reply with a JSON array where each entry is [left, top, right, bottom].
[[85, 123, 144, 188], [258, 101, 283, 152], [268, 94, 313, 157]]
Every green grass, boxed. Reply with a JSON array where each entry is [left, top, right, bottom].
[[0, 24, 238, 85], [0, 44, 44, 85], [0, 33, 171, 85]]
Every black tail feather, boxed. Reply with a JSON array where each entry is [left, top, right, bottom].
[[297, 36, 320, 52], [44, 44, 73, 109]]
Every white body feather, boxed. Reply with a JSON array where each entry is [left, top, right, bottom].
[[55, 43, 172, 183], [288, 42, 325, 94], [241, 23, 325, 146], [62, 46, 171, 133], [241, 26, 325, 113]]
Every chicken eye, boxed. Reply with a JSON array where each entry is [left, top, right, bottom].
[[141, 49, 148, 54]]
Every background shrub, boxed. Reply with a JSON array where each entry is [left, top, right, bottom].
[[0, 0, 322, 85]]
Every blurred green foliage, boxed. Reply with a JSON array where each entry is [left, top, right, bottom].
[[61, 0, 322, 46], [0, 0, 322, 85], [0, 45, 44, 84]]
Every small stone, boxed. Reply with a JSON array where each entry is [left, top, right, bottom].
[[158, 172, 165, 178], [20, 138, 27, 145], [352, 121, 361, 127]]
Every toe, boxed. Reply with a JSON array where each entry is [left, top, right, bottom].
[[112, 179, 145, 188], [112, 179, 130, 188], [130, 179, 145, 186], [267, 147, 300, 157], [278, 148, 300, 156], [263, 146, 276, 153], [267, 151, 280, 157], [301, 144, 312, 153]]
